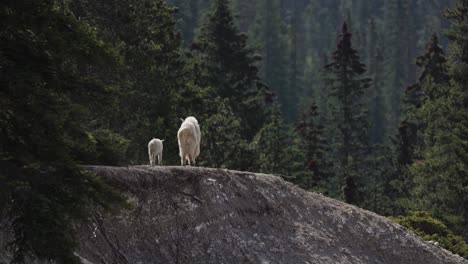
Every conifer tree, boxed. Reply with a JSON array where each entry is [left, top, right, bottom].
[[231, 0, 257, 32], [0, 1, 125, 262], [383, 0, 410, 134], [399, 34, 449, 166], [252, 103, 284, 174], [389, 34, 449, 211], [190, 0, 269, 139], [201, 97, 252, 170], [72, 0, 186, 163], [383, 34, 450, 216], [414, 34, 450, 99], [285, 128, 313, 184], [295, 102, 330, 189], [324, 22, 371, 204], [252, 102, 309, 180], [251, 0, 294, 121], [168, 0, 205, 45], [366, 19, 387, 145], [411, 0, 468, 238]]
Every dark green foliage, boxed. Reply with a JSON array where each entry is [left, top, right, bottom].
[[167, 0, 204, 46], [190, 0, 269, 139], [200, 97, 252, 170], [170, 0, 455, 136], [252, 103, 309, 180], [398, 34, 448, 167], [324, 22, 371, 204], [89, 129, 130, 165], [0, 1, 126, 262], [342, 174, 358, 205], [251, 103, 285, 174], [408, 1, 468, 239], [295, 102, 331, 190], [251, 0, 294, 121], [385, 33, 451, 220], [69, 129, 130, 166], [283, 128, 313, 183], [382, 0, 410, 133], [360, 144, 398, 215], [71, 0, 185, 164], [391, 211, 468, 259], [366, 19, 387, 145], [415, 34, 450, 95]]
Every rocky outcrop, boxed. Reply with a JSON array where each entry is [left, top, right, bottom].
[[2, 166, 467, 264], [77, 166, 466, 264]]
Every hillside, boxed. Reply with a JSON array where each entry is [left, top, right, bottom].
[[55, 167, 468, 263], [1, 166, 466, 264]]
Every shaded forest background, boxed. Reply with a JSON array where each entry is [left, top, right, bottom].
[[1, 0, 467, 263]]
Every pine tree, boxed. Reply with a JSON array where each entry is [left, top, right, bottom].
[[0, 1, 126, 262], [324, 22, 371, 204], [190, 0, 270, 139]]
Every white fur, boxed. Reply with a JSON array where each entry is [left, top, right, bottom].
[[177, 116, 201, 166], [148, 138, 164, 166]]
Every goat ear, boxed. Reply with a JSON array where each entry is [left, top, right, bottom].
[[180, 118, 184, 122]]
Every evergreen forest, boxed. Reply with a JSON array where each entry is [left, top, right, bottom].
[[1, 0, 468, 262]]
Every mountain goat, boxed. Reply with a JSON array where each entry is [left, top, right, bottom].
[[177, 116, 201, 166], [148, 138, 164, 166]]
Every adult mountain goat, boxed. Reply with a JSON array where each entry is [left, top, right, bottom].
[[148, 138, 164, 166], [177, 116, 201, 166]]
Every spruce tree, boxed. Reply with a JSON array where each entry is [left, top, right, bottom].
[[0, 1, 125, 262], [411, 0, 468, 239], [190, 0, 269, 139], [295, 102, 330, 190], [231, 0, 257, 32], [251, 0, 294, 121], [324, 22, 371, 205], [383, 0, 410, 134], [72, 0, 186, 164], [167, 0, 204, 45], [366, 19, 387, 145], [252, 102, 309, 180], [252, 103, 284, 174], [400, 34, 449, 166], [201, 97, 252, 170], [414, 34, 449, 99], [389, 34, 450, 213]]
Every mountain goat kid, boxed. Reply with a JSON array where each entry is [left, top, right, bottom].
[[148, 138, 164, 166], [177, 116, 201, 166]]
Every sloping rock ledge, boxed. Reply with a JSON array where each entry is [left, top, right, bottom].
[[3, 166, 468, 264]]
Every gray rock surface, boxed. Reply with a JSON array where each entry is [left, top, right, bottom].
[[2, 166, 467, 264]]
